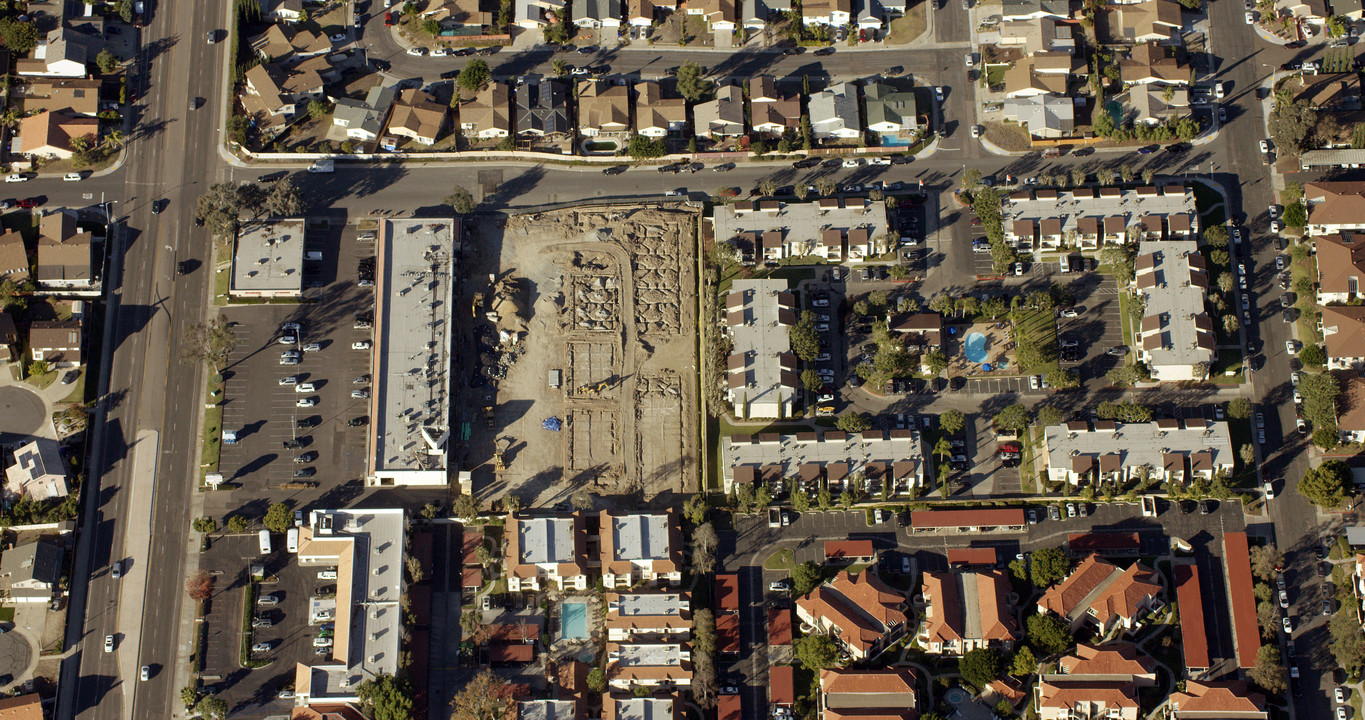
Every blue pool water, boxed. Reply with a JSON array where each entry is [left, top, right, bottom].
[[879, 134, 913, 147], [965, 332, 988, 364], [561, 601, 588, 640]]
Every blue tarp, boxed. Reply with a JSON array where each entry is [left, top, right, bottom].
[[542, 417, 562, 431]]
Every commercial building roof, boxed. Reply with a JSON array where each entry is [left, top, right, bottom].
[[1223, 532, 1260, 669], [1066, 532, 1141, 554], [520, 700, 579, 720], [1173, 562, 1210, 671], [1004, 185, 1196, 241], [603, 695, 681, 720], [369, 219, 456, 485], [230, 219, 304, 297], [947, 547, 998, 566], [769, 607, 793, 645], [1300, 148, 1365, 170]]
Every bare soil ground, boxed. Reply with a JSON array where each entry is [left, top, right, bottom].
[[468, 206, 701, 508]]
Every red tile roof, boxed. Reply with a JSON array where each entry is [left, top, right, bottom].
[[718, 694, 741, 720], [947, 548, 998, 566], [715, 573, 740, 613], [1223, 532, 1260, 669], [796, 570, 907, 655], [1038, 554, 1159, 625], [717, 612, 740, 654], [910, 508, 1025, 529], [1174, 563, 1210, 671], [768, 607, 793, 645], [1057, 642, 1156, 676], [770, 666, 795, 705], [1169, 681, 1266, 717], [825, 540, 876, 559]]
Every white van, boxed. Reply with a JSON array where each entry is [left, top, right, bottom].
[[287, 527, 299, 553], [1059, 255, 1070, 273], [317, 569, 338, 580], [259, 530, 273, 555]]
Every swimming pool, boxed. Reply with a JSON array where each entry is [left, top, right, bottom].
[[561, 601, 589, 640], [965, 332, 988, 364]]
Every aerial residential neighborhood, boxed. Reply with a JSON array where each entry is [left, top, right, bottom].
[[0, 0, 1357, 717]]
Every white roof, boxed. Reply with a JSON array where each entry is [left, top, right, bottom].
[[612, 514, 671, 561], [519, 516, 578, 564], [230, 220, 304, 296]]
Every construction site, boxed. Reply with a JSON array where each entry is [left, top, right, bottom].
[[459, 205, 702, 508]]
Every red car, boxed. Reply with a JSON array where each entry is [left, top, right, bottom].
[[997, 441, 1021, 455], [15, 198, 38, 209], [385, 11, 396, 24]]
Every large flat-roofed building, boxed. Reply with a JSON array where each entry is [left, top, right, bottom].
[[230, 219, 304, 298], [1043, 419, 1233, 487], [600, 511, 683, 588], [368, 218, 457, 486], [504, 513, 589, 592], [1132, 242, 1216, 380], [292, 508, 406, 708], [724, 279, 798, 419], [602, 694, 682, 720], [1003, 185, 1197, 251], [722, 430, 925, 494], [713, 198, 888, 263]]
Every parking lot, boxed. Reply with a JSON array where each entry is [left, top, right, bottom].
[[215, 218, 376, 501], [199, 533, 326, 714], [1054, 273, 1125, 380]]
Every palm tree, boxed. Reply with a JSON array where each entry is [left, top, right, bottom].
[[552, 58, 569, 77], [103, 129, 125, 150]]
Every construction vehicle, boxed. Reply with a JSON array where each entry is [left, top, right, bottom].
[[483, 406, 494, 429], [576, 380, 610, 396]]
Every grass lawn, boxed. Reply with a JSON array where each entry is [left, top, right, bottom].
[[1210, 348, 1244, 384], [0, 606, 15, 624], [765, 547, 795, 571], [886, 7, 927, 44], [1022, 425, 1039, 494], [1291, 245, 1321, 344], [1192, 183, 1224, 222], [1117, 291, 1133, 350], [984, 64, 1010, 86], [24, 369, 56, 390], [59, 371, 86, 404]]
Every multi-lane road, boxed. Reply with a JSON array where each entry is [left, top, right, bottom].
[[39, 0, 1341, 717]]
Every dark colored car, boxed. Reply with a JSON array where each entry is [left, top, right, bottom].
[[178, 261, 190, 275], [152, 199, 165, 214], [294, 467, 316, 478], [348, 416, 369, 427], [15, 198, 38, 209], [793, 158, 820, 169], [297, 417, 319, 429], [603, 165, 627, 175], [813, 46, 835, 55], [283, 439, 305, 449], [1072, 147, 1095, 157]]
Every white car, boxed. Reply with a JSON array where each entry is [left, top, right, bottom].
[[431, 48, 448, 56], [1282, 616, 1293, 633], [1337, 688, 1347, 704], [1287, 340, 1298, 354], [406, 47, 427, 56], [352, 341, 372, 350], [1014, 262, 1024, 275], [63, 173, 82, 182], [842, 158, 863, 168], [965, 52, 976, 66], [1272, 219, 1284, 233], [295, 382, 316, 393], [1060, 307, 1079, 318], [1260, 140, 1271, 153], [971, 125, 982, 138], [352, 389, 370, 399], [330, 32, 347, 42], [3, 174, 25, 183], [1030, 375, 1040, 390], [1339, 708, 1349, 720], [1291, 371, 1300, 386], [279, 376, 298, 386], [296, 397, 316, 408], [934, 86, 944, 101], [104, 635, 114, 653], [869, 157, 892, 166], [1245, 10, 1256, 22], [1268, 204, 1281, 219], [140, 666, 150, 681]]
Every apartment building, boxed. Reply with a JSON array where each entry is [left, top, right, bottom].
[[1003, 185, 1198, 251], [1043, 419, 1233, 486], [723, 430, 926, 495], [795, 569, 907, 661], [1037, 554, 1161, 634], [919, 570, 1018, 656], [605, 592, 691, 642], [1133, 241, 1217, 381], [1306, 181, 1365, 235], [503, 513, 590, 592], [818, 669, 918, 720], [599, 511, 683, 588], [723, 279, 799, 419]]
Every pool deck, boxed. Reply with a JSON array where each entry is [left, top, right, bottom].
[[947, 322, 1016, 377]]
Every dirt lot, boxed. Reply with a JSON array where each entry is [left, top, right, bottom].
[[465, 206, 701, 507]]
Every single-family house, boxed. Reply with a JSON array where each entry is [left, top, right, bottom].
[[863, 83, 920, 136], [36, 211, 94, 291], [516, 80, 571, 137], [998, 16, 1076, 55], [1002, 94, 1076, 138], [576, 0, 623, 27], [1001, 0, 1069, 21], [264, 0, 306, 22], [18, 110, 99, 160], [1109, 0, 1182, 43], [0, 541, 62, 604], [332, 84, 397, 143], [249, 24, 330, 63], [1126, 83, 1189, 125], [749, 76, 801, 136], [634, 81, 688, 137], [461, 82, 512, 139], [384, 89, 450, 148], [0, 230, 29, 285], [1120, 43, 1190, 86], [18, 78, 103, 117], [16, 29, 91, 78], [1307, 182, 1365, 235], [694, 84, 746, 138], [577, 80, 631, 136], [1323, 305, 1365, 370], [29, 320, 82, 366], [5, 439, 70, 501], [802, 0, 852, 24], [809, 82, 862, 140]]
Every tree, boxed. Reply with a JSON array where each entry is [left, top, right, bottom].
[[264, 177, 305, 217], [457, 59, 492, 92], [1249, 645, 1287, 694], [676, 61, 714, 102], [1030, 546, 1071, 588], [454, 493, 478, 521], [627, 135, 667, 159], [790, 310, 821, 361], [1331, 604, 1365, 676], [0, 277, 29, 313], [692, 608, 717, 655], [25, 360, 48, 379], [263, 503, 292, 533], [1301, 459, 1351, 507], [1300, 343, 1326, 367], [1205, 225, 1229, 247], [1240, 444, 1256, 466], [1025, 613, 1071, 655], [993, 403, 1030, 435], [794, 633, 842, 670], [0, 18, 40, 54], [186, 569, 213, 601], [447, 185, 476, 215], [226, 515, 249, 533], [196, 181, 257, 235], [1284, 201, 1308, 228], [587, 667, 607, 693], [792, 561, 824, 597], [96, 48, 118, 74], [939, 409, 965, 436], [181, 687, 201, 709], [118, 0, 134, 22], [1227, 397, 1252, 420], [958, 648, 1003, 690], [923, 350, 949, 376], [1009, 646, 1037, 677], [791, 488, 810, 512], [1269, 96, 1318, 152], [1300, 371, 1341, 431], [179, 317, 238, 372], [449, 672, 513, 720], [960, 168, 983, 192], [691, 522, 718, 574], [1037, 405, 1065, 428], [683, 495, 708, 526], [192, 516, 217, 534], [1257, 600, 1281, 639], [196, 697, 228, 720], [836, 412, 872, 433]]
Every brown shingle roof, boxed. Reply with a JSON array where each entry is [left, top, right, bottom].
[[1316, 233, 1365, 295], [1323, 305, 1365, 359]]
